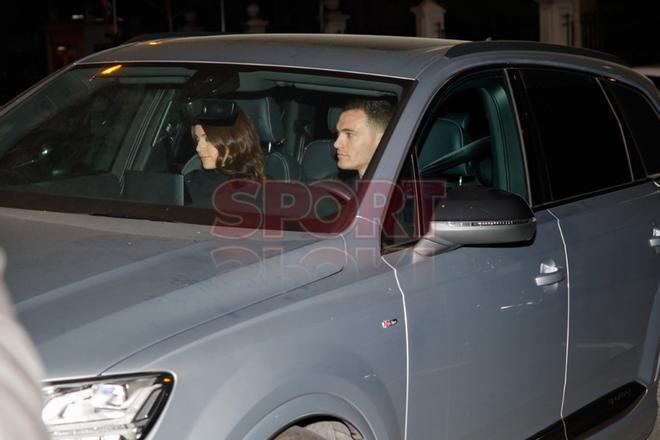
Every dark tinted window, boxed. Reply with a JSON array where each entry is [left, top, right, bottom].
[[607, 82, 660, 176], [520, 69, 631, 203], [0, 84, 146, 183]]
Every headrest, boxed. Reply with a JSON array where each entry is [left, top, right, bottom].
[[236, 97, 285, 144], [326, 107, 342, 133], [417, 112, 471, 176], [265, 151, 302, 182], [443, 112, 470, 132], [302, 140, 339, 181]]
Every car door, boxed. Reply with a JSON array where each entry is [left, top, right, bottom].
[[510, 67, 660, 437], [607, 83, 660, 391], [382, 70, 568, 439]]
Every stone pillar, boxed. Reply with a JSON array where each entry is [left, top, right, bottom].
[[580, 0, 599, 49], [411, 0, 446, 38], [322, 0, 350, 34], [179, 11, 204, 32], [243, 2, 269, 34], [537, 0, 582, 46]]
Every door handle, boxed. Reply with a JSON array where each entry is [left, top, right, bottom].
[[535, 262, 565, 287], [650, 228, 660, 248]]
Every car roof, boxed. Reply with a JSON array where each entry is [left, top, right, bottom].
[[78, 34, 463, 78], [77, 33, 630, 80], [633, 65, 660, 77]]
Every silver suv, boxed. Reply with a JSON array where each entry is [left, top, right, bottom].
[[0, 35, 658, 440]]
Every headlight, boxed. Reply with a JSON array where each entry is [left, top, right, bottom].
[[41, 373, 173, 440]]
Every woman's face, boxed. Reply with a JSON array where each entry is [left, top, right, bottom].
[[193, 124, 229, 170]]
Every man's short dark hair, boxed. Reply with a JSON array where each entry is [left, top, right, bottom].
[[342, 99, 394, 133]]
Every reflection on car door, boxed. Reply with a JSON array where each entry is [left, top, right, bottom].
[[384, 212, 568, 439], [514, 67, 659, 434], [381, 70, 568, 439], [606, 80, 660, 391]]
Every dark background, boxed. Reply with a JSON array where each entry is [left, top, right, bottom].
[[0, 0, 658, 104]]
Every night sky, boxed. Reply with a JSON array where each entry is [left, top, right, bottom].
[[0, 0, 658, 104]]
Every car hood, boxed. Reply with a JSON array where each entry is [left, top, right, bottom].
[[0, 208, 345, 379]]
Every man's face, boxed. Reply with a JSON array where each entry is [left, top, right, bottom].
[[334, 109, 384, 178]]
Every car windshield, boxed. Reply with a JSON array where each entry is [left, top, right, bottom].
[[0, 63, 407, 232]]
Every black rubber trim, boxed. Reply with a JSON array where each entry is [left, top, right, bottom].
[[528, 382, 646, 440], [446, 41, 628, 66], [531, 177, 651, 212], [528, 420, 565, 440]]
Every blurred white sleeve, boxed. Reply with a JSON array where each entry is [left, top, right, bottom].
[[0, 249, 49, 440]]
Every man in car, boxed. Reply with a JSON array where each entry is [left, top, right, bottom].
[[334, 99, 394, 179]]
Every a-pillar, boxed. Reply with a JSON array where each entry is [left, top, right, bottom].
[[411, 0, 447, 38], [537, 0, 582, 46]]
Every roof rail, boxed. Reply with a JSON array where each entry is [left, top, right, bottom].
[[445, 40, 628, 66], [124, 32, 234, 44]]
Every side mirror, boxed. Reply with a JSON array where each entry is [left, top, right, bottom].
[[414, 185, 536, 256]]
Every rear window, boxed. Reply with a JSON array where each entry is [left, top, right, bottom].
[[518, 69, 632, 203]]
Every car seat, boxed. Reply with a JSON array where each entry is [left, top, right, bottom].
[[418, 112, 491, 185], [301, 107, 342, 181]]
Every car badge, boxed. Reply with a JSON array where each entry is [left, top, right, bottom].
[[381, 318, 398, 329]]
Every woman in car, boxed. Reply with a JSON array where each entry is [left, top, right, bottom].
[[186, 108, 266, 207]]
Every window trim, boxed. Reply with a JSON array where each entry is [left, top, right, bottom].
[[530, 179, 649, 212], [596, 79, 634, 181], [602, 78, 660, 180], [380, 152, 423, 255], [504, 69, 553, 207], [504, 69, 534, 207]]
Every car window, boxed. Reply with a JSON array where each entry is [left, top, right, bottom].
[[0, 70, 154, 198], [381, 154, 419, 249], [382, 70, 526, 250], [517, 69, 633, 204], [606, 81, 660, 177], [0, 63, 408, 233]]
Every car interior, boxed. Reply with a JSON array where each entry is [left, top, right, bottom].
[[415, 74, 528, 202], [0, 65, 528, 232], [0, 65, 406, 212]]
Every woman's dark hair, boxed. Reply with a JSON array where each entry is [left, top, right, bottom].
[[202, 109, 266, 183]]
